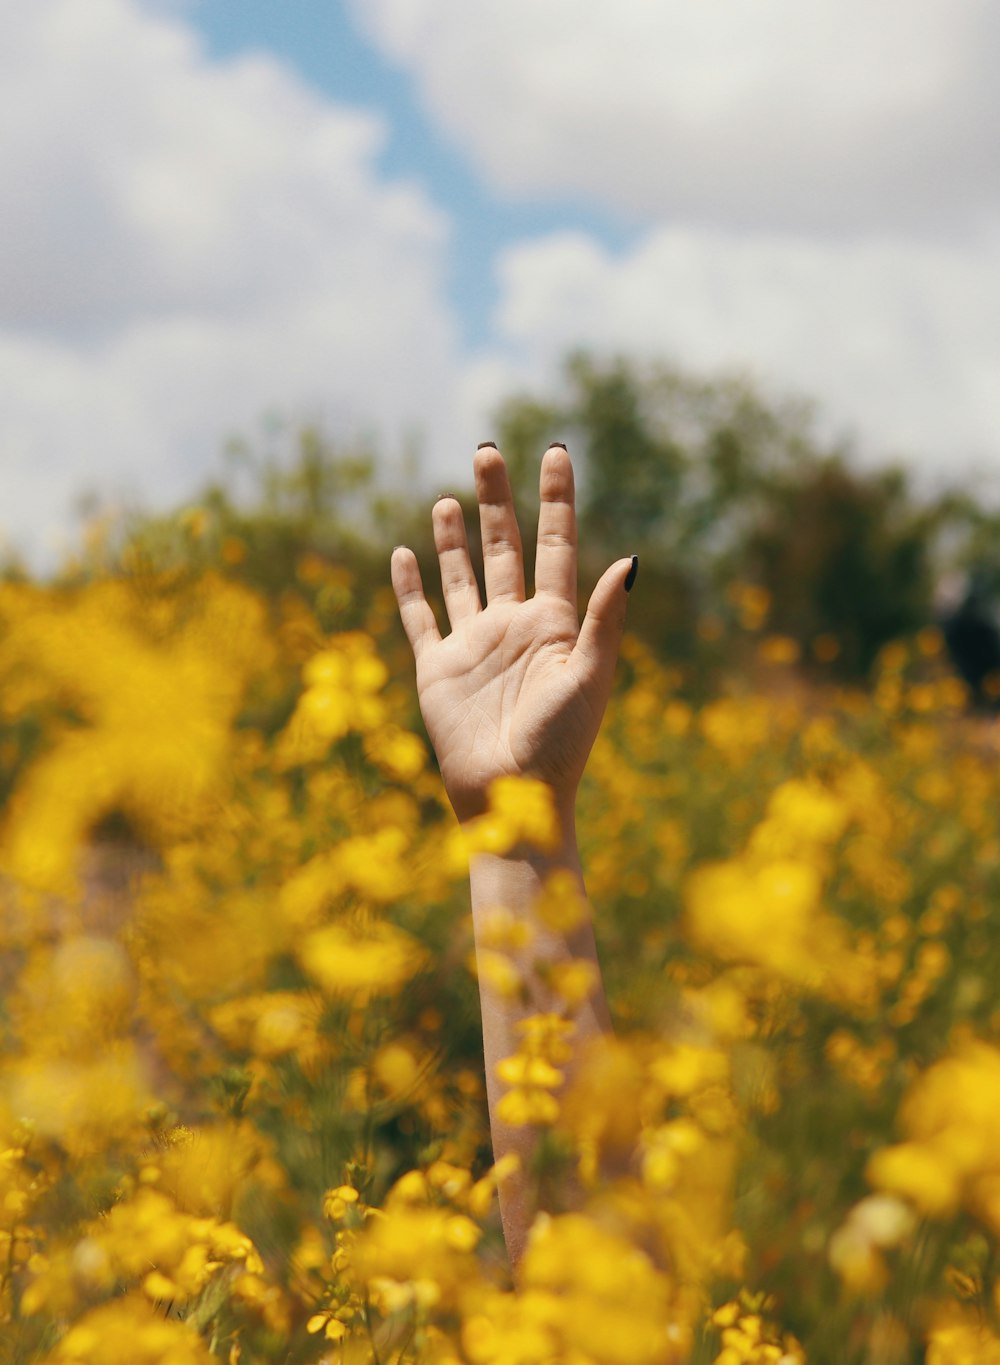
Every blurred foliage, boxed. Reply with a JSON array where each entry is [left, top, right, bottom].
[[496, 353, 997, 684], [34, 351, 1000, 692], [744, 462, 933, 678]]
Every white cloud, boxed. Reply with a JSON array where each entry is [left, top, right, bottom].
[[4, 0, 999, 569], [350, 0, 1000, 484], [0, 0, 463, 562], [489, 227, 1000, 479], [351, 0, 1000, 237]]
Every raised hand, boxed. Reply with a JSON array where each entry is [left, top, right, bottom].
[[390, 443, 635, 825]]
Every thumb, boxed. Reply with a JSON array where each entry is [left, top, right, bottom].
[[573, 555, 637, 692]]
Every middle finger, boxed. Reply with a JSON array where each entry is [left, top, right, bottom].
[[474, 444, 525, 605]]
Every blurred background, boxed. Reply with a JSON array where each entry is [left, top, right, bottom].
[[5, 0, 998, 627]]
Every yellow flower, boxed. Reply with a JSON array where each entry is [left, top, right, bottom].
[[750, 778, 849, 856], [468, 949, 523, 999], [496, 1088, 560, 1126], [866, 1143, 960, 1217], [684, 855, 840, 988], [544, 959, 599, 1008], [298, 919, 426, 1002], [306, 1311, 348, 1340], [520, 1214, 680, 1365], [372, 1040, 423, 1101], [364, 725, 426, 781], [276, 632, 390, 763], [496, 1055, 563, 1089], [6, 1045, 150, 1156], [927, 1312, 1000, 1365], [157, 1122, 265, 1219], [650, 1044, 729, 1099], [323, 1185, 361, 1221], [475, 905, 536, 952], [455, 777, 561, 867], [210, 992, 321, 1061], [351, 1205, 481, 1313], [44, 1295, 213, 1363]]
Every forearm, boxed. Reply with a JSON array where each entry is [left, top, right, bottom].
[[469, 815, 612, 1268], [391, 441, 632, 1267]]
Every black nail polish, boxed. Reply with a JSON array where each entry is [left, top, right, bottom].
[[477, 441, 498, 450], [624, 555, 639, 593], [550, 441, 568, 450]]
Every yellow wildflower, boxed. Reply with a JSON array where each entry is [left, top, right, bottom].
[[298, 919, 426, 1001]]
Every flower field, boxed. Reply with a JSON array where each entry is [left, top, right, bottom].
[[2, 553, 1000, 1364]]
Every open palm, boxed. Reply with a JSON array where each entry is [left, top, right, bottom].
[[391, 445, 635, 824]]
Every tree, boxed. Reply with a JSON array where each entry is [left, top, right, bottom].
[[103, 353, 970, 685], [745, 459, 933, 677], [496, 352, 937, 678]]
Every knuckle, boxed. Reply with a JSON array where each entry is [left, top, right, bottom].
[[483, 537, 520, 559], [538, 530, 576, 551]]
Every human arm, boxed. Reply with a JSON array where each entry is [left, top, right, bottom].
[[390, 443, 635, 1264], [466, 836, 613, 1266]]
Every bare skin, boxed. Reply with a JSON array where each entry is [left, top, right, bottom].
[[391, 443, 634, 1266]]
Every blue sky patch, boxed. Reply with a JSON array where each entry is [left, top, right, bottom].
[[190, 0, 636, 345]]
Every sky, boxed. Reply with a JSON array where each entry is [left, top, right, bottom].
[[3, 0, 999, 564]]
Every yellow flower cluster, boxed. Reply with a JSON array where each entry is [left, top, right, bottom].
[[467, 1213, 689, 1365], [24, 1187, 263, 1317], [868, 1042, 1000, 1227], [710, 1297, 804, 1364], [496, 1014, 574, 1127], [447, 775, 561, 873], [683, 778, 854, 994], [0, 575, 269, 896], [3, 564, 1000, 1361], [44, 1296, 213, 1365]]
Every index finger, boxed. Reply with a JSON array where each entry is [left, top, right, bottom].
[[534, 445, 577, 608]]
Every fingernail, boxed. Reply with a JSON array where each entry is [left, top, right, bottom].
[[624, 555, 639, 593], [435, 491, 456, 502], [477, 441, 498, 450], [549, 441, 568, 450]]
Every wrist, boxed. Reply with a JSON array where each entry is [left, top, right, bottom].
[[468, 819, 583, 930], [467, 820, 612, 1029], [467, 808, 580, 880], [454, 781, 578, 839]]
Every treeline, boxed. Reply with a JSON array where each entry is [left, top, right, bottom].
[[32, 352, 1000, 689]]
